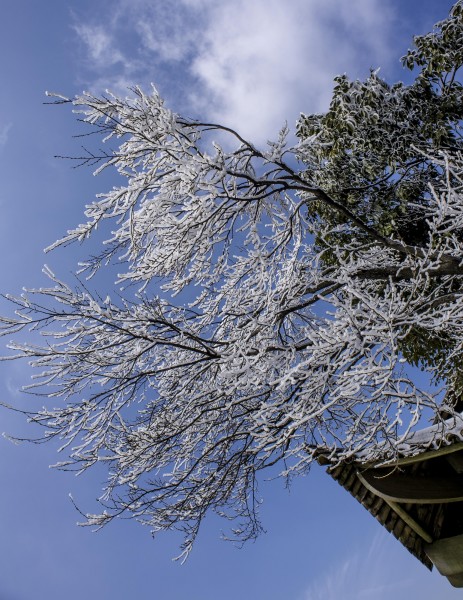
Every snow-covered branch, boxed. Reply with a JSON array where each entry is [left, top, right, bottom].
[[2, 3, 463, 555]]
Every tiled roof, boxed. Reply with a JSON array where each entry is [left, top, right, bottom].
[[320, 416, 463, 587]]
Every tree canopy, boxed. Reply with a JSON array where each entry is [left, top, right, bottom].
[[1, 2, 463, 557]]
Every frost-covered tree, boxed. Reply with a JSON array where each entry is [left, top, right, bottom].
[[1, 2, 463, 557]]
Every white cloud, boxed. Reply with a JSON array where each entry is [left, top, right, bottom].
[[72, 0, 398, 142], [134, 4, 200, 63], [187, 0, 395, 141], [73, 23, 124, 69]]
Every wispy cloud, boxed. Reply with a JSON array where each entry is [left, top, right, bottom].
[[0, 122, 12, 150], [302, 532, 414, 600], [73, 24, 124, 68], [71, 0, 397, 142], [301, 528, 463, 600]]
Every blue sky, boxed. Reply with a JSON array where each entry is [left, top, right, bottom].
[[0, 1, 462, 599]]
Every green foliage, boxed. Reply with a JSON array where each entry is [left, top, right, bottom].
[[297, 1, 463, 388], [297, 2, 463, 235]]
